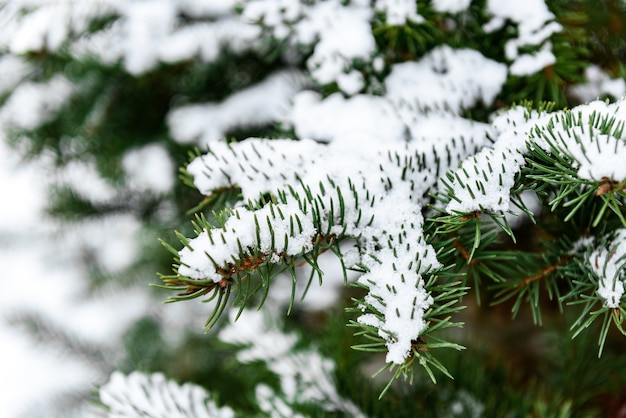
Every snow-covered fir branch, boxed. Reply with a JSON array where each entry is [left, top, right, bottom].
[[2, 0, 626, 415], [219, 309, 367, 418], [95, 371, 235, 418]]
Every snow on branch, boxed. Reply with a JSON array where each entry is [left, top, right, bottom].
[[483, 0, 562, 76], [177, 203, 316, 282], [219, 309, 367, 418], [174, 110, 486, 363], [374, 0, 423, 26], [589, 229, 626, 309], [242, 0, 376, 94], [168, 48, 505, 364], [0, 74, 74, 131], [168, 71, 310, 145], [0, 0, 117, 53], [444, 98, 626, 215], [0, 0, 260, 74], [385, 46, 507, 116], [96, 371, 235, 418]]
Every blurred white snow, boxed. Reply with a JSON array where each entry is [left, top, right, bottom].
[[0, 136, 152, 417]]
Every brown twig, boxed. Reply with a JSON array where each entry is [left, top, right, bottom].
[[518, 255, 573, 287]]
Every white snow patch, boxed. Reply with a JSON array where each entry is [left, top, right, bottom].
[[385, 46, 507, 115], [374, 0, 423, 25], [589, 230, 626, 308], [122, 143, 175, 194], [432, 0, 472, 14], [484, 0, 562, 76], [168, 70, 309, 145], [0, 75, 74, 130]]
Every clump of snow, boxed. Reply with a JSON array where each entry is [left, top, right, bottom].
[[59, 160, 119, 204], [242, 0, 376, 94], [528, 99, 626, 183], [445, 106, 546, 214], [178, 204, 316, 282], [122, 143, 175, 194], [384, 46, 507, 115], [569, 65, 626, 103], [0, 75, 73, 130], [445, 146, 526, 213], [0, 55, 31, 96], [374, 0, 423, 25], [297, 0, 375, 93], [508, 42, 557, 76], [589, 230, 626, 308], [0, 137, 49, 233], [432, 0, 472, 14], [0, 0, 118, 54], [98, 371, 235, 418], [484, 0, 562, 76], [291, 91, 406, 145], [183, 82, 494, 361], [71, 213, 142, 274], [168, 70, 309, 145]]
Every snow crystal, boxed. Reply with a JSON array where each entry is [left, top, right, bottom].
[[122, 143, 175, 194], [168, 70, 309, 145], [589, 230, 626, 308]]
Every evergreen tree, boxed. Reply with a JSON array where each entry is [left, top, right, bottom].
[[1, 0, 626, 416]]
